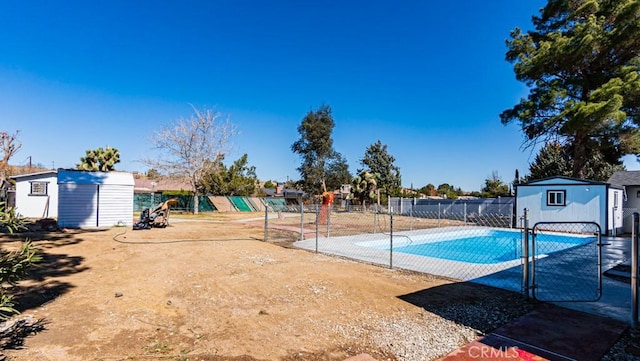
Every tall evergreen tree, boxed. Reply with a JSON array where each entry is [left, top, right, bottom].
[[359, 140, 401, 198], [501, 0, 640, 178], [526, 141, 625, 182], [291, 104, 346, 194], [325, 152, 352, 192], [527, 142, 573, 180]]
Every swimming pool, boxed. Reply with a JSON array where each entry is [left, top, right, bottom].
[[358, 229, 596, 265]]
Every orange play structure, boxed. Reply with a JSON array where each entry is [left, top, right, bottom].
[[317, 191, 334, 224]]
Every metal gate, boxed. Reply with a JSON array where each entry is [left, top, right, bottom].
[[528, 222, 602, 302]]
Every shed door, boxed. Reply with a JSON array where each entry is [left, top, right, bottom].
[[97, 185, 133, 227], [58, 184, 98, 228]]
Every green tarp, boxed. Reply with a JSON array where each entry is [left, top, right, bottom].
[[228, 196, 253, 212]]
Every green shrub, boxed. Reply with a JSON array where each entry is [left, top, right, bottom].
[[0, 203, 28, 233], [0, 203, 40, 319]]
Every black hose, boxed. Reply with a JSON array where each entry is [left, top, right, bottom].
[[112, 227, 260, 245]]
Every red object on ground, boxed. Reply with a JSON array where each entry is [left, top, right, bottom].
[[438, 303, 626, 361]]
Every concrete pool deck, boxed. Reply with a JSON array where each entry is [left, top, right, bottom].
[[295, 229, 635, 360], [294, 231, 636, 325]]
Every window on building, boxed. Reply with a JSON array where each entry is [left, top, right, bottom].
[[30, 181, 48, 196], [547, 190, 566, 206]]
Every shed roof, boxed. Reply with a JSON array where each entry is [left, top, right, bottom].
[[57, 169, 134, 186], [608, 171, 640, 187], [9, 170, 58, 180], [517, 176, 608, 186]]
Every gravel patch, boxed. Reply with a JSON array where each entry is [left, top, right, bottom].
[[326, 283, 539, 361], [603, 329, 640, 361]]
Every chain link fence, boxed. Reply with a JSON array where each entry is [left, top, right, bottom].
[[389, 197, 515, 225], [263, 204, 525, 293], [529, 222, 601, 302], [133, 193, 216, 212], [262, 203, 634, 314]]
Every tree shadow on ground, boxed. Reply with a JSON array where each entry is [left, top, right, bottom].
[[0, 228, 89, 309], [0, 230, 90, 353], [0, 316, 47, 349], [3, 226, 107, 243], [398, 282, 538, 334], [12, 247, 88, 312]]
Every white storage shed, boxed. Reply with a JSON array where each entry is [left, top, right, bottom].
[[57, 170, 134, 228], [605, 170, 640, 233], [10, 170, 59, 218], [516, 176, 623, 236]]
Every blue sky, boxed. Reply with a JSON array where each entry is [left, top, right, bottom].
[[2, 1, 635, 191]]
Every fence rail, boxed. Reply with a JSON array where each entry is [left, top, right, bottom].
[[264, 205, 637, 327], [529, 221, 602, 302], [263, 205, 524, 293], [389, 197, 515, 218]]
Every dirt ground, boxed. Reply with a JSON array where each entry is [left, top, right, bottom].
[[0, 212, 534, 361]]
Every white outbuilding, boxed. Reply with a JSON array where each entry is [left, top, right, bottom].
[[57, 169, 134, 228], [516, 176, 623, 236], [607, 170, 640, 233], [10, 170, 59, 218]]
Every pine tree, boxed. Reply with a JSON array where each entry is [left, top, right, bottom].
[[526, 141, 625, 182], [291, 104, 347, 194], [325, 152, 352, 192], [501, 0, 640, 178], [359, 140, 401, 198], [527, 142, 573, 181]]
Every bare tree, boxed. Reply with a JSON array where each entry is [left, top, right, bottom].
[[0, 130, 22, 188], [142, 106, 237, 213]]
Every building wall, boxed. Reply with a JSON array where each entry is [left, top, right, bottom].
[[97, 184, 133, 227], [516, 183, 607, 233], [57, 170, 134, 228], [608, 187, 624, 235], [57, 183, 98, 228], [13, 173, 58, 218], [621, 186, 640, 233]]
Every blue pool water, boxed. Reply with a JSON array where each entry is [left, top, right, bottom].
[[392, 230, 595, 264]]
